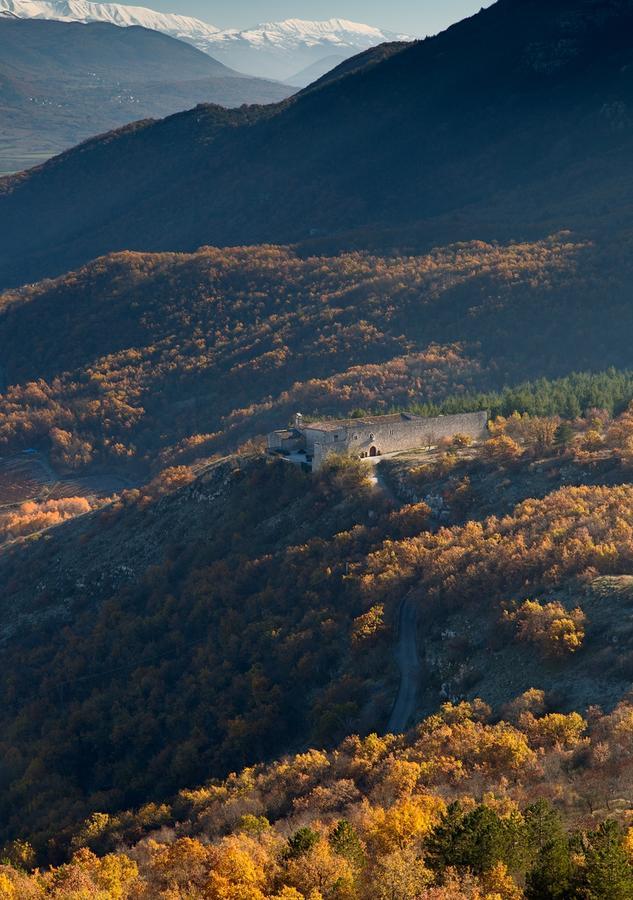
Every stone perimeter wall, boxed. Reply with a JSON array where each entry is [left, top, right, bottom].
[[312, 411, 488, 470]]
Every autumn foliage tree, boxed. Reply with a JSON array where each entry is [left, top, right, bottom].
[[507, 600, 586, 657]]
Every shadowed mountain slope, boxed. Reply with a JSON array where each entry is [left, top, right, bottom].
[[295, 41, 410, 93], [0, 16, 234, 79], [0, 17, 291, 175], [0, 3, 409, 81], [2, 0, 633, 286]]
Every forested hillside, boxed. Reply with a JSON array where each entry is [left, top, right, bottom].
[[6, 699, 633, 898], [4, 409, 633, 881], [2, 234, 633, 476], [0, 456, 394, 851], [3, 0, 633, 285]]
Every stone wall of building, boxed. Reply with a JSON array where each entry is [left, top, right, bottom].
[[312, 411, 488, 469], [268, 430, 303, 453]]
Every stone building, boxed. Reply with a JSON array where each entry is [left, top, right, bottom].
[[267, 410, 488, 470]]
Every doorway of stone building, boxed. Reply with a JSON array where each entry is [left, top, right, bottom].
[[369, 446, 378, 457]]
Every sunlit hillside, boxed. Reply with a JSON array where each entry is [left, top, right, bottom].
[[2, 234, 633, 478]]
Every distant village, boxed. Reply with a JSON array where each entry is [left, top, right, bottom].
[[267, 410, 489, 470]]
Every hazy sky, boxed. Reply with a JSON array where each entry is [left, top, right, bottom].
[[134, 0, 491, 33]]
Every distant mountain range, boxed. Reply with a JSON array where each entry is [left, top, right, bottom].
[[0, 0, 222, 44], [0, 0, 411, 81], [3, 0, 633, 288], [0, 16, 291, 174], [199, 18, 412, 82]]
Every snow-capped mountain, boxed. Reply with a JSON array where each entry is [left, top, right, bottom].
[[208, 18, 411, 81], [0, 0, 412, 82], [214, 18, 406, 53], [0, 0, 221, 49]]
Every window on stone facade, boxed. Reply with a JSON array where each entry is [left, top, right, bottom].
[[369, 433, 375, 440], [334, 434, 339, 441]]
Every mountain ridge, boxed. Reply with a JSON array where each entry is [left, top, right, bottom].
[[0, 0, 221, 42], [0, 0, 410, 79], [2, 0, 633, 287], [0, 16, 291, 175], [204, 17, 411, 79]]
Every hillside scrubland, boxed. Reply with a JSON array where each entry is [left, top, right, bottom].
[[2, 403, 633, 879], [6, 697, 633, 897], [2, 234, 633, 476]]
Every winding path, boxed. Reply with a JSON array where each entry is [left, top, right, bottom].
[[387, 593, 422, 734], [369, 463, 422, 734]]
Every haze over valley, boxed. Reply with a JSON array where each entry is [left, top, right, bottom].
[[0, 14, 292, 174], [0, 0, 413, 171], [0, 0, 412, 79]]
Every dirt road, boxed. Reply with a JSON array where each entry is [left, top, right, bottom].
[[387, 593, 421, 733]]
